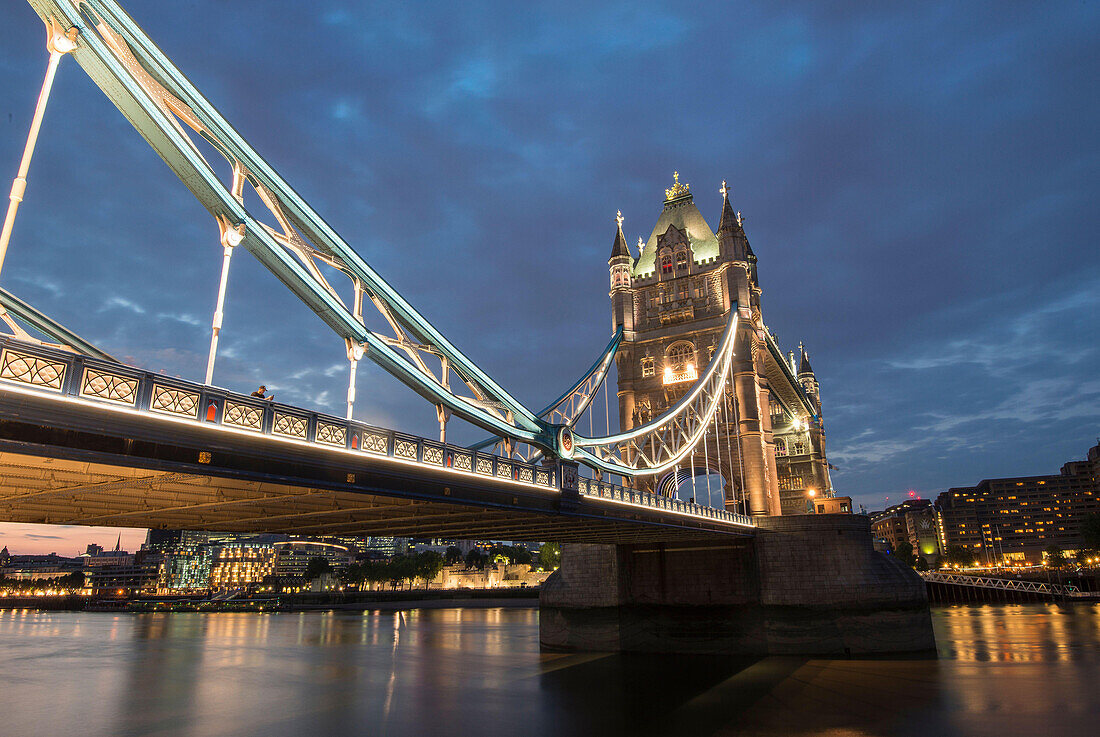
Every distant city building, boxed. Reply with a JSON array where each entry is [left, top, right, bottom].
[[154, 535, 358, 593], [364, 537, 406, 556], [274, 541, 354, 579], [209, 543, 277, 591], [144, 529, 210, 551], [936, 442, 1100, 564], [86, 554, 159, 596], [157, 544, 215, 592], [870, 499, 935, 554], [0, 552, 83, 581]]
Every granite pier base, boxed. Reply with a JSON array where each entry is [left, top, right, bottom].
[[540, 514, 935, 655]]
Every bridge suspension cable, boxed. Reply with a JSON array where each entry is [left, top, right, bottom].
[[570, 309, 742, 478]]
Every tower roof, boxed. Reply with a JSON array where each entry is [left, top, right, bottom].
[[718, 180, 739, 234], [609, 210, 631, 261], [799, 345, 815, 376], [633, 173, 720, 276]]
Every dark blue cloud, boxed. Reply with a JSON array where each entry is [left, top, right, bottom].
[[0, 0, 1097, 538]]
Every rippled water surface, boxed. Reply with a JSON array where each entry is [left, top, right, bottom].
[[2, 604, 1099, 737]]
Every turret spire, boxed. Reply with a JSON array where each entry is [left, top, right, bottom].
[[609, 209, 631, 260], [717, 178, 752, 262], [799, 344, 814, 376], [718, 180, 739, 234]]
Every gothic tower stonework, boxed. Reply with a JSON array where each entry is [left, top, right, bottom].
[[609, 174, 834, 516]]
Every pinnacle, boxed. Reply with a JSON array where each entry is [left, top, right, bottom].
[[718, 179, 740, 234], [609, 209, 631, 260], [799, 345, 815, 376]]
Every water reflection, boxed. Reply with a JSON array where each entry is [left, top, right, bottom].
[[0, 604, 1097, 737]]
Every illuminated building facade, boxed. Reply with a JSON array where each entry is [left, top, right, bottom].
[[157, 545, 215, 592], [208, 543, 277, 590], [274, 541, 354, 578], [609, 174, 834, 515], [936, 442, 1100, 565]]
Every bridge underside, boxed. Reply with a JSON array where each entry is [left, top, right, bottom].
[[0, 448, 716, 542], [0, 388, 748, 543]]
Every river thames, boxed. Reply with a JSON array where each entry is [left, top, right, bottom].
[[2, 603, 1098, 736]]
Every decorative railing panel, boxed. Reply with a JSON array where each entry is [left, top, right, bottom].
[[223, 400, 264, 431], [80, 367, 138, 405], [0, 348, 66, 391], [273, 412, 308, 439], [362, 431, 388, 455], [422, 444, 444, 466], [316, 420, 346, 446], [451, 452, 472, 472], [475, 456, 493, 476], [150, 383, 199, 418], [394, 438, 418, 461]]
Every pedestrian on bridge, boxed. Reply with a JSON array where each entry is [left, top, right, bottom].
[[250, 385, 274, 400]]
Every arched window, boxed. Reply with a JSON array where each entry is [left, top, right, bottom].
[[675, 252, 688, 271], [666, 342, 695, 372], [640, 357, 655, 377], [660, 255, 673, 274]]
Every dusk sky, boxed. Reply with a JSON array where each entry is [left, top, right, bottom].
[[1, 1, 1097, 554]]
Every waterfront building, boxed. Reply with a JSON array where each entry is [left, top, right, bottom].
[[208, 543, 277, 591], [609, 174, 834, 514], [274, 540, 354, 578], [87, 559, 159, 596], [0, 552, 83, 581], [143, 529, 210, 551], [936, 442, 1100, 565], [157, 545, 215, 592], [81, 537, 133, 569], [869, 499, 941, 565]]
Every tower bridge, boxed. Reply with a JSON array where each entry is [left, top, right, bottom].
[[0, 0, 934, 656]]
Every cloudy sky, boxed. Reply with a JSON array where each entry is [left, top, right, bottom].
[[1, 0, 1097, 554]]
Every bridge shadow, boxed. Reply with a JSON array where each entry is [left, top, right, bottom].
[[536, 651, 948, 737]]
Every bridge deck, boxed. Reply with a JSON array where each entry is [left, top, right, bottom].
[[0, 338, 752, 542]]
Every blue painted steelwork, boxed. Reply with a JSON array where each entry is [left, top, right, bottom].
[[0, 287, 115, 362], [23, 0, 549, 446], [469, 327, 622, 453], [15, 0, 749, 483]]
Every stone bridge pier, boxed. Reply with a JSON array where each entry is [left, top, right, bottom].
[[540, 514, 935, 655]]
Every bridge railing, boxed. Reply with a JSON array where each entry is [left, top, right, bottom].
[[577, 476, 753, 527], [0, 336, 555, 492], [0, 337, 754, 529], [918, 570, 1081, 597]]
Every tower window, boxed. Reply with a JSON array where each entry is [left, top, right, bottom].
[[779, 475, 802, 491], [661, 255, 673, 274], [675, 252, 688, 271], [665, 342, 695, 372], [641, 357, 655, 377]]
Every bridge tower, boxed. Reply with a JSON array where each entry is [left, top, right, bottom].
[[608, 174, 833, 516]]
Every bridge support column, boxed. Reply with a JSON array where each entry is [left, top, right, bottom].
[[540, 514, 934, 655]]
